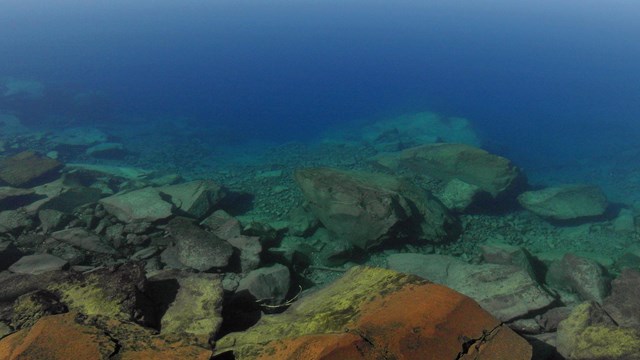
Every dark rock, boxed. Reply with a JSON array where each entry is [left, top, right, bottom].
[[159, 245, 188, 270], [51, 228, 117, 255], [0, 187, 42, 210], [603, 269, 640, 328], [227, 235, 262, 273], [8, 254, 69, 275], [546, 253, 610, 303], [0, 241, 22, 271], [200, 209, 241, 239], [0, 271, 72, 304], [0, 151, 62, 188], [235, 263, 290, 306], [167, 217, 233, 271], [37, 209, 70, 233], [536, 306, 574, 332], [0, 210, 33, 234], [11, 290, 67, 329]]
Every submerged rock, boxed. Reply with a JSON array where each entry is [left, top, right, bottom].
[[294, 167, 457, 250], [388, 253, 554, 322], [8, 254, 69, 275], [518, 184, 608, 221], [51, 228, 117, 255], [100, 187, 174, 223], [557, 301, 640, 359], [235, 263, 290, 306], [372, 143, 523, 198], [217, 266, 531, 360], [0, 151, 62, 188], [160, 179, 225, 219], [85, 142, 127, 159], [167, 217, 233, 271], [546, 253, 610, 303], [0, 187, 41, 211], [603, 269, 640, 328]]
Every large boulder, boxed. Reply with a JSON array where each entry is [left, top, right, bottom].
[[546, 253, 610, 303], [216, 266, 531, 360], [0, 312, 213, 360], [159, 180, 225, 219], [557, 301, 640, 359], [0, 151, 62, 188], [147, 270, 224, 346], [99, 187, 174, 223], [235, 264, 290, 306], [8, 254, 69, 275], [294, 167, 457, 250], [388, 253, 554, 322], [518, 184, 608, 221], [167, 217, 233, 271], [0, 187, 41, 211], [372, 143, 523, 198], [603, 269, 640, 328]]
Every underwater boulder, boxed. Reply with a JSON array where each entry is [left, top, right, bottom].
[[146, 269, 224, 346], [216, 266, 531, 360], [603, 269, 640, 328], [388, 253, 555, 322], [167, 217, 233, 271], [0, 187, 41, 211], [546, 253, 610, 303], [234, 263, 290, 307], [8, 254, 69, 275], [85, 142, 128, 159], [160, 179, 225, 220], [51, 228, 117, 255], [294, 167, 457, 250], [99, 187, 174, 223], [372, 143, 523, 199], [0, 151, 62, 188], [557, 301, 640, 360], [49, 127, 108, 150], [518, 184, 608, 221]]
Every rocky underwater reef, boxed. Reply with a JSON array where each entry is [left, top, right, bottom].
[[0, 112, 640, 360]]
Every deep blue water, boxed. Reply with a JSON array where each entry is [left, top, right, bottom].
[[2, 0, 640, 166]]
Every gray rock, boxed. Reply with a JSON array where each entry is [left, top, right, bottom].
[[200, 210, 241, 239], [0, 210, 32, 234], [0, 151, 62, 188], [100, 187, 174, 223], [372, 143, 522, 198], [159, 245, 188, 270], [518, 184, 608, 221], [295, 167, 457, 250], [286, 205, 320, 237], [603, 269, 640, 328], [168, 217, 233, 271], [37, 186, 102, 213], [613, 209, 636, 234], [481, 242, 538, 281], [160, 180, 225, 219], [536, 306, 574, 332], [0, 270, 71, 304], [546, 253, 609, 303], [8, 254, 69, 275], [147, 270, 224, 345], [50, 127, 107, 148], [38, 209, 70, 233], [226, 235, 262, 273], [439, 178, 483, 212], [236, 263, 290, 306], [0, 241, 22, 271], [388, 253, 554, 322], [51, 228, 117, 255]]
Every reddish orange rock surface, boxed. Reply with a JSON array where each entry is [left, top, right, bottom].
[[0, 313, 213, 360], [218, 266, 532, 360]]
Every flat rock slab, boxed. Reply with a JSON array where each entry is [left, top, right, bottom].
[[8, 254, 69, 275], [51, 228, 117, 255], [0, 187, 41, 210], [160, 180, 225, 219], [0, 151, 62, 187], [99, 187, 174, 223], [372, 143, 522, 197], [217, 266, 531, 360], [518, 184, 608, 221], [388, 253, 555, 322]]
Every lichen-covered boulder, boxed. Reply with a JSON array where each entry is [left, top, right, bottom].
[[0, 312, 213, 360], [557, 301, 640, 359], [147, 270, 224, 346], [518, 184, 608, 221], [294, 167, 457, 250], [372, 143, 523, 198], [216, 266, 532, 360], [0, 151, 62, 188], [388, 253, 554, 322]]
